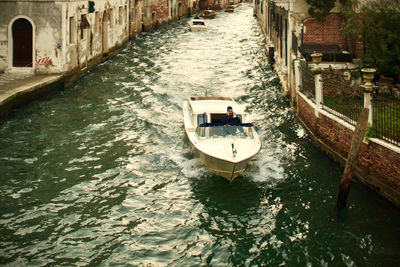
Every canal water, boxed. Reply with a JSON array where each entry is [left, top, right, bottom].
[[1, 4, 400, 266]]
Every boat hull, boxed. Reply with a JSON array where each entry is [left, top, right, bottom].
[[190, 25, 207, 32], [189, 139, 253, 181]]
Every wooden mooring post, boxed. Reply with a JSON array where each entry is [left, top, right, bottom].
[[335, 108, 369, 212]]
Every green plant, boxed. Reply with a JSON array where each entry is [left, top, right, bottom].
[[306, 0, 349, 20], [350, 69, 362, 80], [364, 126, 378, 141], [306, 0, 335, 20], [342, 0, 400, 82]]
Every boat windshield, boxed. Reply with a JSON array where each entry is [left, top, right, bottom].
[[196, 123, 254, 138], [192, 20, 205, 25]]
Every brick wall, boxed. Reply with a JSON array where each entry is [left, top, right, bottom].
[[298, 96, 318, 131], [360, 142, 400, 183], [297, 93, 400, 206], [150, 2, 169, 25], [304, 13, 347, 50]]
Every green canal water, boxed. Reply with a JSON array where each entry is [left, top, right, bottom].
[[1, 4, 400, 266]]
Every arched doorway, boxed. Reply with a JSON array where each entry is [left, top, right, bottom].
[[102, 12, 109, 55], [12, 18, 33, 67]]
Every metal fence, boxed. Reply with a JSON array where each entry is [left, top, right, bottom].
[[322, 72, 364, 125], [373, 89, 400, 146], [299, 60, 315, 100], [298, 62, 400, 147]]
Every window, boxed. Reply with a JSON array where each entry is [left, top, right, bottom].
[[69, 16, 75, 44], [124, 6, 128, 26], [119, 7, 123, 24], [196, 125, 253, 138], [95, 11, 100, 33], [110, 8, 114, 28], [80, 15, 85, 39], [197, 113, 208, 125], [79, 14, 90, 39]]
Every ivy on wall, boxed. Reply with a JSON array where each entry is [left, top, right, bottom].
[[305, 0, 348, 20]]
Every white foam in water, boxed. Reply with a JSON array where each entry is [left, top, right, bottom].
[[180, 158, 208, 178], [168, 147, 208, 178], [17, 188, 33, 194], [296, 127, 306, 138], [249, 152, 286, 183]]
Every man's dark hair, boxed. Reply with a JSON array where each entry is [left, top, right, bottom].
[[227, 106, 232, 111]]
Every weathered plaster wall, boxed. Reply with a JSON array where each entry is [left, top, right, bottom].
[[254, 0, 267, 34], [0, 30, 8, 72], [33, 3, 62, 73], [1, 0, 132, 74], [61, 0, 130, 73], [0, 2, 62, 73]]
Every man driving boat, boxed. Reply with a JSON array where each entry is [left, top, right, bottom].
[[221, 106, 241, 124]]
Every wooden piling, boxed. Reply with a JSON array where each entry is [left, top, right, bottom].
[[335, 108, 369, 212]]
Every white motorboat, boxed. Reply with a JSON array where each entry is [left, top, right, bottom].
[[183, 96, 261, 181], [188, 18, 207, 32]]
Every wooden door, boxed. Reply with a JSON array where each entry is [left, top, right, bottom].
[[12, 18, 33, 67]]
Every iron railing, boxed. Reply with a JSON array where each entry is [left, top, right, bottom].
[[298, 64, 400, 147], [373, 89, 400, 146], [299, 60, 315, 100], [322, 72, 364, 125]]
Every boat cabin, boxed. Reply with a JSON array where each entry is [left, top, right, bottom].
[[189, 106, 252, 139], [188, 97, 245, 126], [192, 19, 205, 26], [195, 113, 243, 124]]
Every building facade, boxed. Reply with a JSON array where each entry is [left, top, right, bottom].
[[254, 0, 348, 97], [0, 0, 193, 75]]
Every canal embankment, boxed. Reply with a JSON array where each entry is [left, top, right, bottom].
[[0, 74, 64, 120], [295, 89, 400, 206], [260, 32, 400, 207], [0, 41, 127, 120]]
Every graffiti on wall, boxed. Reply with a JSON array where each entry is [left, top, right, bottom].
[[36, 56, 53, 66]]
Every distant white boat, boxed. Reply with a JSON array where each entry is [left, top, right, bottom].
[[183, 96, 261, 181], [189, 18, 207, 32]]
